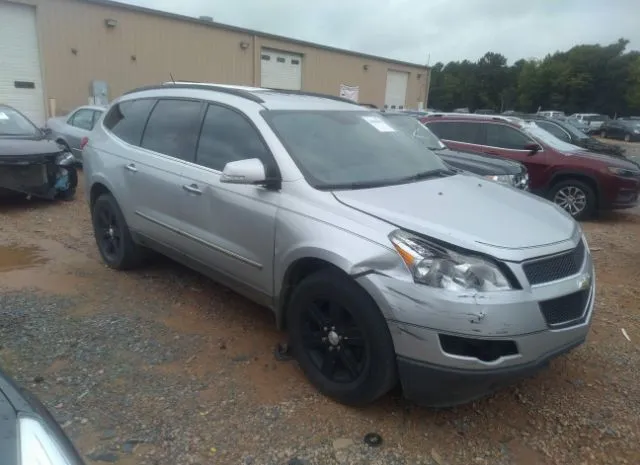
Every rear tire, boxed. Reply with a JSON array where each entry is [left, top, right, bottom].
[[287, 269, 397, 406], [548, 179, 596, 221], [91, 193, 145, 270]]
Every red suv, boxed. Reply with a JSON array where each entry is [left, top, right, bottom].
[[421, 114, 640, 219]]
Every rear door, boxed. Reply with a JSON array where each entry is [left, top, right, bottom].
[[177, 102, 279, 298], [131, 98, 206, 248]]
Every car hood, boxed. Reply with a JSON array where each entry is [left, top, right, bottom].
[[0, 138, 61, 157], [333, 174, 576, 254], [437, 148, 524, 175], [567, 148, 638, 169]]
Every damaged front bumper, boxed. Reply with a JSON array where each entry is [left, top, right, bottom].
[[0, 152, 77, 200], [356, 252, 595, 407]]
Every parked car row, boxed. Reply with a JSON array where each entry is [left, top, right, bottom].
[[79, 82, 596, 408], [421, 113, 640, 220]]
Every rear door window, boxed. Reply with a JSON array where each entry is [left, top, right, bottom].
[[485, 124, 533, 150], [426, 121, 482, 144], [141, 99, 204, 162], [103, 99, 156, 146]]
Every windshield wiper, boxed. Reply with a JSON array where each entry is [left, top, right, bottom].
[[394, 168, 455, 183]]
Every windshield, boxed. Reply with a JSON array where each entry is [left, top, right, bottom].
[[555, 120, 589, 140], [265, 110, 449, 189], [0, 106, 41, 137], [522, 122, 583, 152], [381, 114, 446, 150]]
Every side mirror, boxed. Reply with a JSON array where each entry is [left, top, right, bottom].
[[220, 158, 268, 185], [40, 127, 52, 138], [524, 143, 542, 155]]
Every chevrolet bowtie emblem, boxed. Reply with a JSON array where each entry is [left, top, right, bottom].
[[577, 273, 591, 291]]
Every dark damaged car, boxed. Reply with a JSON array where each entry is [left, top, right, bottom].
[[0, 104, 77, 200]]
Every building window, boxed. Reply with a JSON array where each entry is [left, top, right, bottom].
[[277, 57, 285, 63], [291, 59, 300, 65], [261, 54, 271, 61]]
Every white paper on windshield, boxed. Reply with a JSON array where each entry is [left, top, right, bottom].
[[362, 116, 395, 132], [0, 112, 8, 120]]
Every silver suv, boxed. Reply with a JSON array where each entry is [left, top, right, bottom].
[[84, 83, 595, 407]]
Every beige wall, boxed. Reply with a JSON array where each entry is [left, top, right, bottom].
[[9, 0, 428, 115]]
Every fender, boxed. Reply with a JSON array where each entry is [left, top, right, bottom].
[[548, 169, 602, 196]]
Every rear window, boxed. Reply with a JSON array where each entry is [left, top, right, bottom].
[[425, 121, 482, 144], [103, 99, 156, 146]]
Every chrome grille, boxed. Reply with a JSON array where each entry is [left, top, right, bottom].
[[523, 240, 585, 285], [538, 288, 591, 327]]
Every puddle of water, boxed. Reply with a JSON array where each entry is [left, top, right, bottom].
[[0, 244, 48, 272]]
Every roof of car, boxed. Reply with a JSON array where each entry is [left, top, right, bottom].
[[124, 82, 365, 111]]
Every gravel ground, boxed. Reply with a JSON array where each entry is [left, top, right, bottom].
[[1, 153, 640, 464]]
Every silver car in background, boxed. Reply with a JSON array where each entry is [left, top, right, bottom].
[[83, 83, 595, 407], [46, 105, 105, 163]]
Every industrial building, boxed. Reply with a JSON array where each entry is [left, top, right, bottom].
[[0, 0, 430, 125]]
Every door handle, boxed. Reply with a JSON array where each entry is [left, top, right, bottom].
[[182, 183, 202, 195], [125, 163, 138, 173]]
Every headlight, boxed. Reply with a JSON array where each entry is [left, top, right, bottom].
[[484, 174, 514, 186], [389, 230, 512, 291], [484, 173, 529, 190], [607, 166, 640, 177], [633, 129, 639, 134], [19, 416, 73, 465]]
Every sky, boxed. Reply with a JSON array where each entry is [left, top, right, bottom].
[[121, 0, 640, 65]]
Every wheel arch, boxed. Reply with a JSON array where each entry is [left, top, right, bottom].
[[548, 170, 601, 206], [274, 244, 396, 330]]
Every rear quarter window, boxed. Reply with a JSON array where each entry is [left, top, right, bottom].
[[103, 99, 157, 146]]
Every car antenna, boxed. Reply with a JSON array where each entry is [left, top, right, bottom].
[[169, 73, 176, 84]]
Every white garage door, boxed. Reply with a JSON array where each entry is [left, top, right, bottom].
[[260, 49, 302, 90], [384, 70, 409, 110], [0, 2, 46, 126]]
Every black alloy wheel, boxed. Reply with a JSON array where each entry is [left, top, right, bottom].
[[91, 193, 145, 270], [288, 269, 397, 406], [94, 201, 121, 262], [301, 299, 367, 383]]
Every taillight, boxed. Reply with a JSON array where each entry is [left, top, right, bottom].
[[80, 137, 89, 150]]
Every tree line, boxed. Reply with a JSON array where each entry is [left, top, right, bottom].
[[427, 38, 640, 117]]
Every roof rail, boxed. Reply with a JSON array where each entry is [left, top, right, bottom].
[[123, 83, 265, 103], [425, 112, 515, 123], [260, 88, 359, 105]]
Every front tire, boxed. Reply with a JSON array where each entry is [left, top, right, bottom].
[[91, 193, 144, 270], [287, 269, 397, 406], [549, 179, 596, 220]]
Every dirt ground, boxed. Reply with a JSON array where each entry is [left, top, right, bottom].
[[1, 156, 640, 464]]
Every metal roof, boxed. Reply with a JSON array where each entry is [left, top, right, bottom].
[[84, 0, 429, 70]]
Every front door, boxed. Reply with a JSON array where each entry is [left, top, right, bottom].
[[177, 103, 279, 298], [481, 123, 549, 191]]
